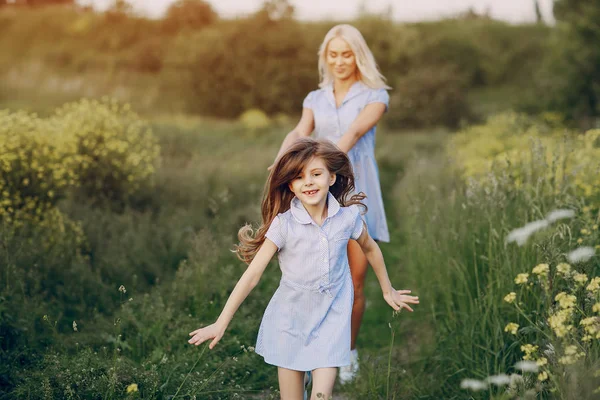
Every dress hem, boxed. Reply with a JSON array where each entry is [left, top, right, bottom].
[[257, 352, 351, 371]]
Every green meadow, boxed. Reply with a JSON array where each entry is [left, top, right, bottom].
[[2, 1, 600, 399]]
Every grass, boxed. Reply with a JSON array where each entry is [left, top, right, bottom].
[[2, 103, 599, 398]]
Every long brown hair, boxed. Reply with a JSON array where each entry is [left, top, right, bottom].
[[235, 138, 366, 264]]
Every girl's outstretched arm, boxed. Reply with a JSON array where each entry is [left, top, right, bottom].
[[356, 229, 419, 312], [188, 239, 279, 349]]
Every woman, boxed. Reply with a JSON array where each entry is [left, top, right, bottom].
[[270, 24, 391, 384]]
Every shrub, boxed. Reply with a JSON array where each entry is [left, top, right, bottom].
[[387, 64, 471, 129], [0, 109, 76, 224], [450, 112, 600, 203], [52, 98, 160, 206]]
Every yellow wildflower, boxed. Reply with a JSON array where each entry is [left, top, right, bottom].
[[538, 371, 548, 382], [532, 263, 549, 277], [515, 273, 529, 285], [583, 335, 593, 342], [536, 357, 548, 367], [581, 229, 589, 235], [555, 292, 577, 309], [126, 383, 138, 394], [504, 292, 517, 304], [593, 303, 600, 313], [578, 238, 584, 244], [593, 225, 598, 230], [574, 273, 588, 285], [565, 345, 581, 356], [557, 263, 572, 277], [521, 344, 539, 360], [548, 309, 573, 337], [587, 277, 600, 293], [504, 322, 519, 335], [581, 317, 597, 326]]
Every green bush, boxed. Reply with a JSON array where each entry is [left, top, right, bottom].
[[52, 98, 160, 206], [0, 109, 76, 224], [162, 0, 218, 35], [388, 64, 471, 129]]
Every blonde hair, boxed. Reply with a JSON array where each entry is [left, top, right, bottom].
[[318, 24, 391, 90]]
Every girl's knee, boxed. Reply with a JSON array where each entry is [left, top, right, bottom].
[[310, 367, 337, 399]]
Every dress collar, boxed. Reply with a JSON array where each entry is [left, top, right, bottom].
[[290, 192, 341, 225], [325, 81, 367, 108]]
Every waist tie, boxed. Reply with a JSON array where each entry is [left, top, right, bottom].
[[280, 274, 348, 298]]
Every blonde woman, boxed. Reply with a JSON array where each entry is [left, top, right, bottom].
[[270, 24, 391, 384]]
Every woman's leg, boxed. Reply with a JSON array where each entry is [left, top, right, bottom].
[[348, 239, 368, 350], [278, 368, 305, 400], [310, 368, 337, 400]]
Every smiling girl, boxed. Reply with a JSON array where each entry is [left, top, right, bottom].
[[270, 24, 392, 383], [189, 138, 418, 400]]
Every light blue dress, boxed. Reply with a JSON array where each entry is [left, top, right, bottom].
[[303, 81, 390, 242], [255, 193, 364, 371]]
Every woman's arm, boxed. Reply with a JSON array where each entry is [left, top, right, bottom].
[[188, 239, 279, 349], [336, 102, 386, 153], [269, 108, 314, 169], [356, 229, 419, 312]]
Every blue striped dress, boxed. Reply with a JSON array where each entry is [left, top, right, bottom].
[[255, 193, 364, 371], [303, 81, 390, 242]]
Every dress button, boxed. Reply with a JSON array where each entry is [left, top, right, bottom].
[[321, 237, 326, 242]]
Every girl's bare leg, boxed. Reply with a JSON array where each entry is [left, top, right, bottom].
[[278, 367, 305, 400], [348, 239, 368, 349], [310, 367, 337, 400]]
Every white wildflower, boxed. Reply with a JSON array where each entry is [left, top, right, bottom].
[[567, 247, 596, 264], [460, 379, 488, 391], [486, 374, 511, 386], [545, 209, 576, 223], [514, 360, 539, 373], [506, 220, 549, 246]]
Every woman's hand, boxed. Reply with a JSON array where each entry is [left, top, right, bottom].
[[188, 322, 226, 349], [383, 289, 419, 312]]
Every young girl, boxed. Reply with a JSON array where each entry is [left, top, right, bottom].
[[188, 138, 418, 399], [269, 24, 393, 382]]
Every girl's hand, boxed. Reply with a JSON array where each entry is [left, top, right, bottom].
[[188, 322, 226, 349], [383, 289, 419, 312]]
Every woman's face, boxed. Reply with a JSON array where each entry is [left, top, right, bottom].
[[326, 37, 357, 82]]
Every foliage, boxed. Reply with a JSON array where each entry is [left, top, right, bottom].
[[0, 6, 551, 127], [0, 109, 76, 224], [389, 64, 470, 129], [450, 112, 600, 203], [162, 0, 218, 35], [527, 0, 600, 125], [52, 98, 160, 206]]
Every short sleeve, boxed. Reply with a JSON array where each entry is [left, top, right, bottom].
[[302, 91, 315, 110], [265, 215, 287, 250], [350, 206, 366, 240], [366, 89, 389, 112]]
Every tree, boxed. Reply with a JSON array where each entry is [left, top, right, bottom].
[[163, 0, 218, 34], [1, 0, 74, 5], [259, 0, 294, 21], [546, 0, 600, 125], [534, 0, 544, 24]]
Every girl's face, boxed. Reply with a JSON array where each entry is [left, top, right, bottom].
[[326, 37, 357, 82], [288, 157, 336, 208]]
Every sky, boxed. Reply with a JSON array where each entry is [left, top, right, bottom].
[[83, 0, 555, 24]]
